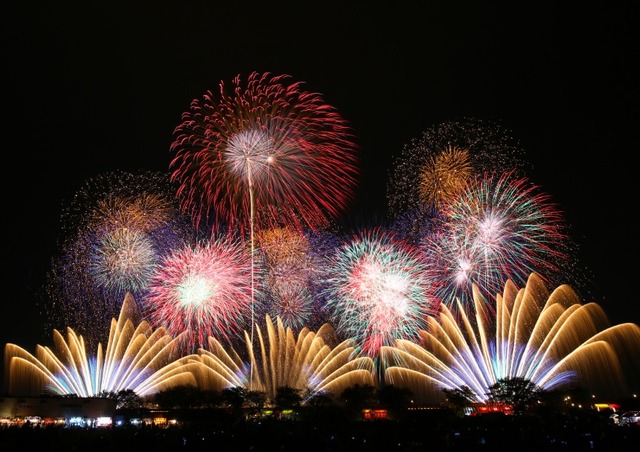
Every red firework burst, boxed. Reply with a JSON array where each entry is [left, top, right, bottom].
[[170, 71, 360, 236]]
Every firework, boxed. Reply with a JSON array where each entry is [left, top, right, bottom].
[[58, 171, 187, 241], [418, 145, 473, 210], [5, 293, 197, 397], [89, 192, 177, 233], [424, 170, 571, 309], [388, 205, 442, 249], [88, 226, 159, 295], [257, 227, 313, 291], [381, 273, 640, 403], [42, 171, 192, 348], [387, 117, 528, 217], [143, 238, 259, 352], [170, 71, 360, 235], [263, 285, 315, 331], [321, 228, 440, 357], [187, 315, 376, 402], [255, 226, 326, 330]]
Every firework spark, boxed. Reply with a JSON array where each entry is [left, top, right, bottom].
[[424, 170, 571, 309], [89, 191, 177, 234], [88, 227, 159, 295], [322, 228, 440, 357], [381, 273, 640, 403], [143, 238, 259, 352], [5, 293, 197, 397], [388, 205, 442, 249], [417, 145, 473, 210]]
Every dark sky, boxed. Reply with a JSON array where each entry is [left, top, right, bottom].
[[2, 2, 638, 359]]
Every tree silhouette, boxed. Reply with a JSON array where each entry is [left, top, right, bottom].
[[304, 388, 335, 408], [377, 384, 413, 419], [486, 377, 542, 413], [442, 385, 477, 412], [100, 389, 142, 409], [275, 386, 302, 410], [221, 386, 247, 411], [340, 384, 376, 415], [152, 385, 212, 410], [246, 389, 267, 416]]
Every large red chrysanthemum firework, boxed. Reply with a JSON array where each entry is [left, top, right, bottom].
[[170, 71, 360, 236]]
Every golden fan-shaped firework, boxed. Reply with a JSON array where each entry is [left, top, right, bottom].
[[187, 315, 376, 402], [5, 293, 199, 397], [381, 273, 640, 403]]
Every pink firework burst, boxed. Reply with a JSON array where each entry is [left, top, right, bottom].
[[170, 71, 360, 235], [323, 228, 440, 357], [144, 238, 259, 352], [424, 170, 571, 309]]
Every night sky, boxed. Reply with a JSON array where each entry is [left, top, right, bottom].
[[2, 2, 638, 361]]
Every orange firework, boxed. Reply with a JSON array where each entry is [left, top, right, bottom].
[[417, 145, 473, 210]]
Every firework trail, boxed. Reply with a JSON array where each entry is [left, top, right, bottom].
[[423, 170, 571, 310], [322, 227, 440, 358], [387, 117, 528, 218], [262, 284, 316, 331], [170, 71, 360, 235], [42, 171, 192, 348], [144, 238, 260, 352]]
